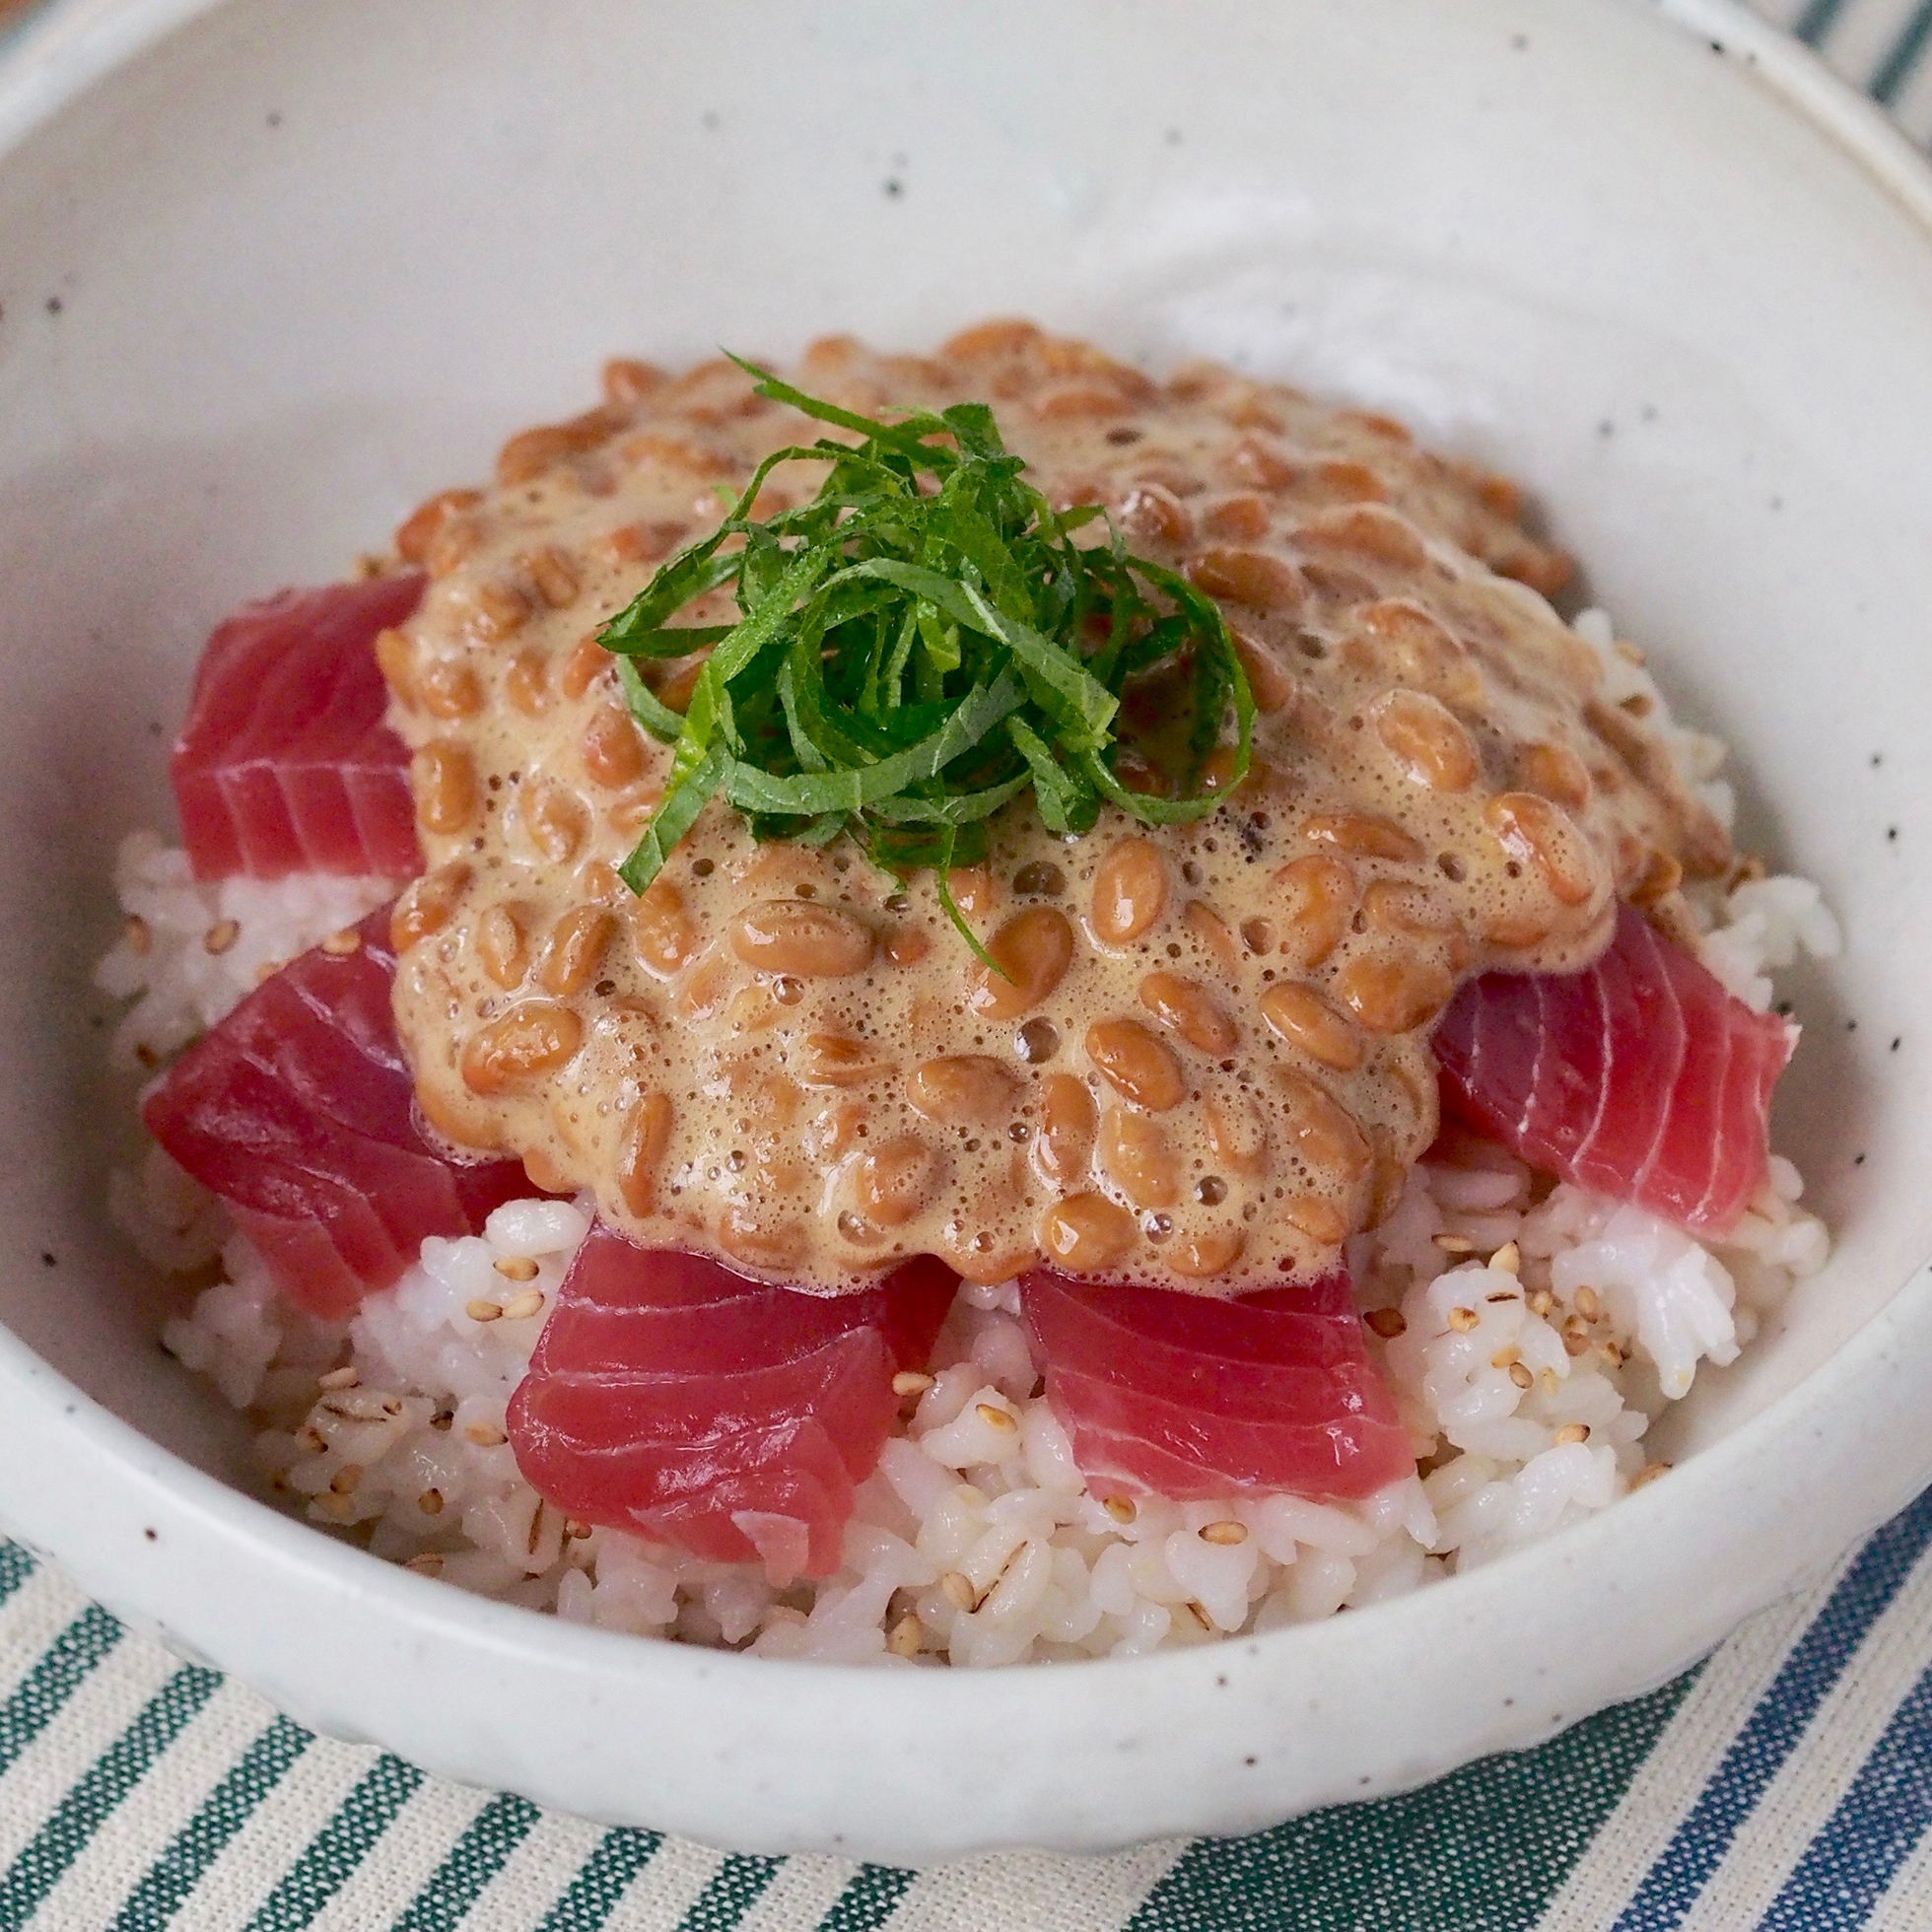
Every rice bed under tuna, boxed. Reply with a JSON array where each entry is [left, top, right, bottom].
[[99, 607, 1839, 1666]]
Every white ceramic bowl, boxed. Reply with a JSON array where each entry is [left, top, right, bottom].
[[0, 0, 1929, 1863]]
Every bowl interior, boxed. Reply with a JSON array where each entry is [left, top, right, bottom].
[[0, 0, 1929, 1845]]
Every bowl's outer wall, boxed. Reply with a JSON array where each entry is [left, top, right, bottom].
[[0, 0, 1928, 1859]]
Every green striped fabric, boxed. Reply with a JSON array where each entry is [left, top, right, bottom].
[[0, 1539, 1837, 1932], [107, 1716, 310, 1930], [2, 2, 1931, 1927], [243, 1756, 424, 1931], [21, 1515, 1932, 1930], [1128, 1673, 1692, 1932]]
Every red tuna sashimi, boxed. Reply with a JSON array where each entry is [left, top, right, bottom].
[[171, 574, 426, 880], [1018, 1268, 1413, 1503], [1433, 901, 1795, 1232], [507, 1232, 958, 1582], [142, 906, 531, 1319]]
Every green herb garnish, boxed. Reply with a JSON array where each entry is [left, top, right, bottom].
[[597, 357, 1254, 954]]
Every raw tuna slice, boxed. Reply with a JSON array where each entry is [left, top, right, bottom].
[[171, 574, 426, 880], [1433, 901, 1796, 1232], [143, 906, 531, 1319], [1018, 1268, 1413, 1503], [508, 1234, 958, 1582]]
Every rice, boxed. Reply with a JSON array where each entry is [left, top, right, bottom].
[[140, 1123, 1828, 1665], [93, 829, 392, 1070], [104, 604, 1843, 1666], [1572, 606, 1737, 835], [1694, 876, 1842, 1013]]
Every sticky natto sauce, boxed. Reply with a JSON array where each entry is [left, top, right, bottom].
[[380, 322, 1728, 1294]]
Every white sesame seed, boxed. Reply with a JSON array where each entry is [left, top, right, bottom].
[[493, 1255, 540, 1281], [1364, 1307, 1406, 1340], [975, 1402, 1018, 1433], [1552, 1422, 1588, 1445], [203, 919, 241, 956], [465, 1298, 504, 1323], [1201, 1520, 1247, 1546], [887, 1613, 924, 1658], [1574, 1284, 1602, 1322], [320, 927, 363, 956], [405, 1552, 444, 1577], [500, 1288, 546, 1320], [1631, 1461, 1672, 1488], [464, 1422, 508, 1448], [891, 1371, 934, 1397], [417, 1487, 445, 1516], [1433, 1233, 1475, 1253], [1509, 1362, 1534, 1390], [1448, 1306, 1479, 1333], [1489, 1240, 1521, 1276], [329, 1464, 363, 1494], [320, 1393, 399, 1421], [1102, 1495, 1137, 1525], [316, 1365, 360, 1391]]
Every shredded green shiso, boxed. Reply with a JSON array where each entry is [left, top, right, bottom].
[[597, 357, 1254, 958]]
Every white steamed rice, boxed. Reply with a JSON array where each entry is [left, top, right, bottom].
[[97, 607, 1842, 1666], [95, 829, 391, 1072]]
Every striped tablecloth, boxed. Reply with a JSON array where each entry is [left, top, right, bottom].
[[3, 1, 1930, 1927]]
